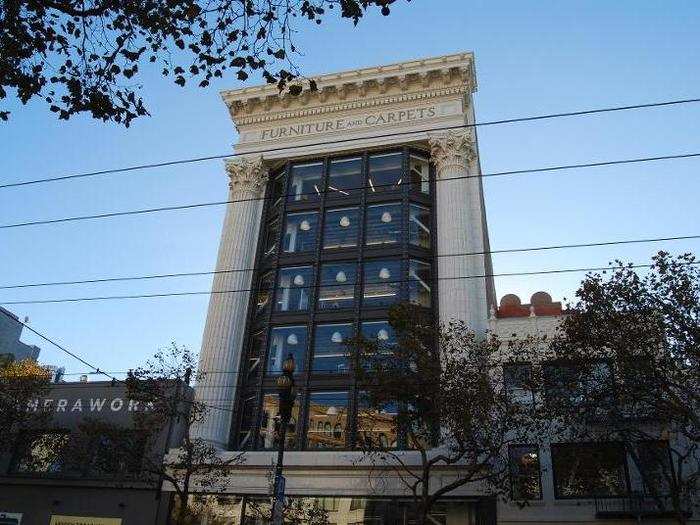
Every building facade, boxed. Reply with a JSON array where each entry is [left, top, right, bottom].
[[0, 307, 40, 363]]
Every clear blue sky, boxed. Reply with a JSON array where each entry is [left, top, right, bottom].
[[1, 0, 699, 376]]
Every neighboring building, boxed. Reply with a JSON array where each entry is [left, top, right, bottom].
[[0, 380, 189, 525], [0, 307, 40, 363]]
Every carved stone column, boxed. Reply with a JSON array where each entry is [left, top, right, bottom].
[[192, 156, 268, 447], [429, 131, 488, 335]]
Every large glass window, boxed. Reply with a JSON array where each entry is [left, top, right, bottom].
[[237, 395, 257, 449], [409, 154, 430, 194], [262, 218, 279, 259], [363, 259, 401, 308], [317, 262, 356, 310], [312, 323, 353, 374], [365, 203, 402, 247], [266, 326, 307, 376], [270, 172, 285, 207], [259, 391, 301, 449], [509, 445, 542, 500], [409, 204, 431, 248], [408, 260, 431, 307], [503, 363, 535, 404], [306, 391, 350, 450], [368, 152, 403, 193], [327, 157, 363, 197], [287, 162, 323, 203], [283, 211, 318, 253], [12, 431, 69, 474], [360, 321, 397, 346], [552, 442, 628, 498], [246, 330, 265, 382], [275, 266, 313, 312], [323, 207, 359, 249], [356, 392, 398, 450], [255, 271, 274, 316]]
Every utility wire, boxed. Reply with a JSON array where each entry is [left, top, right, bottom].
[[1, 96, 699, 190], [3, 262, 699, 306], [2, 151, 700, 231], [1, 233, 698, 290]]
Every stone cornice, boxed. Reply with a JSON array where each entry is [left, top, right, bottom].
[[224, 156, 268, 195], [221, 52, 476, 127]]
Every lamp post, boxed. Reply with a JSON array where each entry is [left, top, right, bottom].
[[272, 354, 296, 525]]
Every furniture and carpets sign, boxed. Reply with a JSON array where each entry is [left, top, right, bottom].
[[49, 516, 122, 525]]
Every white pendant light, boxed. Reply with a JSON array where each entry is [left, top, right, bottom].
[[379, 267, 391, 280], [380, 211, 392, 223], [339, 216, 350, 228], [377, 329, 389, 341], [286, 333, 298, 345], [331, 331, 343, 343], [299, 219, 311, 231], [293, 274, 305, 286], [335, 271, 347, 283]]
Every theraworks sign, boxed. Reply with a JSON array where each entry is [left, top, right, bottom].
[[26, 397, 154, 413], [50, 516, 122, 525]]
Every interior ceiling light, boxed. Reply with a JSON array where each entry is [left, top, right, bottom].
[[379, 267, 391, 280], [380, 212, 392, 223], [339, 216, 350, 228], [293, 274, 305, 286], [331, 331, 343, 343], [287, 333, 298, 345], [299, 220, 311, 231], [335, 271, 347, 283], [377, 329, 389, 341]]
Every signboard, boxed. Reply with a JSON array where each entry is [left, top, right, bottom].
[[49, 517, 122, 525], [274, 474, 286, 500], [0, 512, 22, 525]]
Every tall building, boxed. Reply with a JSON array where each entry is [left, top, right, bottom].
[[0, 307, 40, 363]]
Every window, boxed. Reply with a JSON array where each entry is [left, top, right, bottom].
[[409, 204, 431, 248], [312, 323, 353, 374], [266, 326, 307, 376], [275, 266, 313, 312], [13, 431, 69, 474], [246, 331, 265, 381], [509, 445, 542, 499], [363, 259, 401, 307], [356, 392, 398, 450], [409, 154, 430, 194], [317, 262, 356, 310], [503, 363, 535, 404], [408, 260, 431, 307], [360, 321, 396, 346], [543, 360, 612, 410], [89, 431, 144, 476], [328, 157, 363, 197], [365, 203, 402, 247], [237, 395, 257, 449], [262, 218, 279, 258], [368, 152, 403, 193], [255, 271, 275, 316], [283, 211, 318, 253], [323, 207, 359, 249], [259, 391, 301, 449], [306, 391, 349, 449], [287, 162, 323, 202], [270, 172, 285, 207], [637, 441, 673, 496], [551, 443, 628, 498]]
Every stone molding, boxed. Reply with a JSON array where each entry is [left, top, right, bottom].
[[224, 155, 268, 194], [428, 131, 477, 176]]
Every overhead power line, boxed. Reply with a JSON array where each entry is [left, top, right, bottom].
[[2, 150, 699, 231], [3, 262, 699, 306], [0, 233, 698, 290], [1, 96, 699, 191]]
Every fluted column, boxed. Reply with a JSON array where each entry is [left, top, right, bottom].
[[192, 156, 268, 447], [429, 131, 488, 335]]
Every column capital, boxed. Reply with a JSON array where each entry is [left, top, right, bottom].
[[224, 155, 268, 195], [428, 131, 477, 177]]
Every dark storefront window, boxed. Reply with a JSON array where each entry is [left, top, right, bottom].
[[312, 323, 353, 374], [12, 431, 69, 474], [552, 442, 628, 498], [328, 157, 363, 197], [408, 260, 432, 307], [368, 152, 403, 193], [409, 204, 431, 248], [509, 444, 542, 499]]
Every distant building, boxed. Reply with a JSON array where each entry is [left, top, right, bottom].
[[0, 307, 40, 363]]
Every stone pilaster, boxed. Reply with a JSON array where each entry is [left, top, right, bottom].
[[191, 155, 268, 447], [429, 131, 488, 335]]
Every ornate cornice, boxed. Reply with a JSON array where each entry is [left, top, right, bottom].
[[224, 156, 268, 196], [428, 131, 477, 176]]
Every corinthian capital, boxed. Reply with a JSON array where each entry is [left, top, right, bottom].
[[224, 155, 268, 195], [428, 131, 477, 177]]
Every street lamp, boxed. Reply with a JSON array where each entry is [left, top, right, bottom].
[[272, 354, 296, 525]]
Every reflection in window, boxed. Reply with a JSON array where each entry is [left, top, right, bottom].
[[363, 259, 401, 307], [275, 266, 313, 312], [255, 271, 275, 316], [313, 324, 353, 374], [287, 162, 323, 203], [509, 445, 542, 499], [551, 442, 628, 498], [306, 391, 349, 449], [365, 203, 402, 246], [259, 391, 301, 449], [503, 363, 535, 404], [328, 157, 363, 197], [266, 326, 307, 376], [360, 321, 396, 347], [237, 395, 257, 449], [13, 432, 69, 473], [637, 441, 673, 496], [409, 260, 431, 307], [356, 392, 398, 450], [317, 262, 356, 310], [368, 152, 403, 193], [409, 204, 431, 248], [283, 211, 318, 253], [247, 331, 265, 381], [409, 154, 430, 194], [262, 218, 279, 259], [323, 207, 359, 249], [270, 173, 285, 207]]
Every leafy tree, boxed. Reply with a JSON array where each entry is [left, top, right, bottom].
[[0, 358, 52, 457], [0, 0, 407, 125], [542, 252, 700, 524], [348, 303, 545, 525]]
